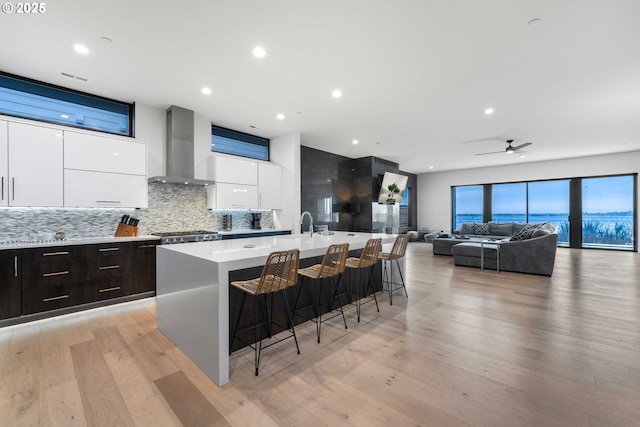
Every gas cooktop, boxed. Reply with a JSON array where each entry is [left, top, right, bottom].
[[151, 230, 220, 244]]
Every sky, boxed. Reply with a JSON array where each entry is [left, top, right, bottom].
[[455, 176, 634, 215]]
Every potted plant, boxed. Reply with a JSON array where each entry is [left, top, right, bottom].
[[386, 183, 400, 202]]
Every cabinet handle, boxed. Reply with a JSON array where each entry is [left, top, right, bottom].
[[99, 265, 120, 270], [43, 294, 69, 302], [98, 286, 121, 293], [1, 176, 4, 201], [96, 200, 121, 205], [14, 255, 18, 277], [43, 251, 69, 256], [12, 177, 15, 201], [99, 247, 119, 252], [43, 271, 70, 277], [138, 244, 156, 248]]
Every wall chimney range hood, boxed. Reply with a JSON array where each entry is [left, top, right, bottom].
[[148, 105, 215, 186]]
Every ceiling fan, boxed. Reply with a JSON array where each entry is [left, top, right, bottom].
[[475, 139, 532, 156]]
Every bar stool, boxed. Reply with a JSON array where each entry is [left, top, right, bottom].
[[378, 234, 410, 305], [345, 238, 382, 322], [230, 249, 301, 376], [294, 243, 349, 343]]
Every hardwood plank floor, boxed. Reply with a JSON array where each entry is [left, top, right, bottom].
[[1, 243, 639, 426]]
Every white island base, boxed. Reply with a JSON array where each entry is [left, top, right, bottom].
[[156, 231, 396, 386]]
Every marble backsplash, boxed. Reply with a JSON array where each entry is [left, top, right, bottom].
[[0, 183, 273, 241]]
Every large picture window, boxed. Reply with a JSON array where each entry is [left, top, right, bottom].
[[452, 185, 483, 230], [451, 174, 636, 251], [582, 176, 634, 249], [0, 72, 133, 136]]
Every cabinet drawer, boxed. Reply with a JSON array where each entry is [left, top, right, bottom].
[[87, 276, 133, 302], [22, 246, 82, 289], [22, 283, 87, 315], [94, 255, 133, 279]]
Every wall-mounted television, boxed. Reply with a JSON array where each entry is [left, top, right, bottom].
[[377, 172, 408, 204]]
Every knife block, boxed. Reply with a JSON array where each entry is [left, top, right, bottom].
[[115, 223, 139, 237]]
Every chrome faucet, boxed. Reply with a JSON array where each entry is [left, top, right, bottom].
[[299, 211, 314, 237]]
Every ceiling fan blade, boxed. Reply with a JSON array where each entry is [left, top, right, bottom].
[[475, 150, 504, 156], [512, 142, 532, 151]]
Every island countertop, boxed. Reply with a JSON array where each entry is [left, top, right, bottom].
[[156, 231, 396, 386]]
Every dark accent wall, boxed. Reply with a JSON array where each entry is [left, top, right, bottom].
[[301, 147, 418, 233]]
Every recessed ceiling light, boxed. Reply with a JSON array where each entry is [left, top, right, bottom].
[[429, 166, 434, 170], [352, 139, 358, 145], [332, 89, 342, 98], [252, 46, 266, 58], [73, 44, 89, 55], [519, 154, 526, 159], [201, 87, 212, 95], [60, 114, 69, 118], [484, 108, 494, 115], [276, 113, 285, 120]]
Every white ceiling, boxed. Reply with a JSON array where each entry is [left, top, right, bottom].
[[1, 0, 639, 174]]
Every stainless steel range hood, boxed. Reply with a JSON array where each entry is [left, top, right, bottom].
[[148, 105, 216, 186]]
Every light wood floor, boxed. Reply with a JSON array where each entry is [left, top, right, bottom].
[[1, 243, 639, 426]]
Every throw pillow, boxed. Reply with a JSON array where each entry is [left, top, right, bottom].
[[474, 223, 489, 235], [511, 224, 537, 241], [462, 223, 475, 234], [488, 222, 513, 236], [531, 227, 551, 238], [512, 222, 527, 234]]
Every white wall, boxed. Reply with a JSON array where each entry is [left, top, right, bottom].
[[417, 151, 640, 232], [270, 132, 301, 232]]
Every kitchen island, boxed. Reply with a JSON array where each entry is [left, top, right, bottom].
[[156, 231, 396, 386]]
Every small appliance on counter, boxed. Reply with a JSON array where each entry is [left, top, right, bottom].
[[250, 212, 261, 230], [151, 230, 221, 244]]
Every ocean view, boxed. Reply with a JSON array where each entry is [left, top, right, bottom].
[[455, 212, 634, 246]]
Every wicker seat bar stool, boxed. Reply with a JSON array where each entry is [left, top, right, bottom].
[[345, 238, 382, 322], [378, 234, 410, 305], [229, 249, 301, 376], [293, 243, 349, 343]]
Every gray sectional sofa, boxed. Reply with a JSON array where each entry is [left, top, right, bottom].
[[433, 222, 559, 276]]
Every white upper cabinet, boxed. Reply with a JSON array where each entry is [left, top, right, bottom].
[[64, 169, 147, 208], [63, 131, 147, 208], [258, 162, 282, 209], [64, 131, 146, 175], [0, 121, 7, 206], [207, 183, 258, 210], [7, 122, 64, 207], [209, 155, 258, 185]]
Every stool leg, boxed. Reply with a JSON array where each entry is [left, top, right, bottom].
[[280, 289, 301, 354], [386, 259, 393, 305], [316, 279, 323, 343], [364, 265, 380, 313], [230, 292, 247, 354], [254, 295, 260, 376], [332, 273, 348, 330], [396, 258, 408, 297]]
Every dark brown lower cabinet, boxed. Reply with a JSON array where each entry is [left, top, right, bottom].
[[133, 241, 157, 294], [0, 250, 21, 320], [18, 239, 157, 317]]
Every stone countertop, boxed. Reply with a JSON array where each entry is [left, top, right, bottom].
[[158, 231, 394, 268], [0, 235, 161, 251]]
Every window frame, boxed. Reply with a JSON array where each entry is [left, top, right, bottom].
[[211, 124, 269, 161], [0, 70, 135, 137], [451, 173, 637, 252]]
